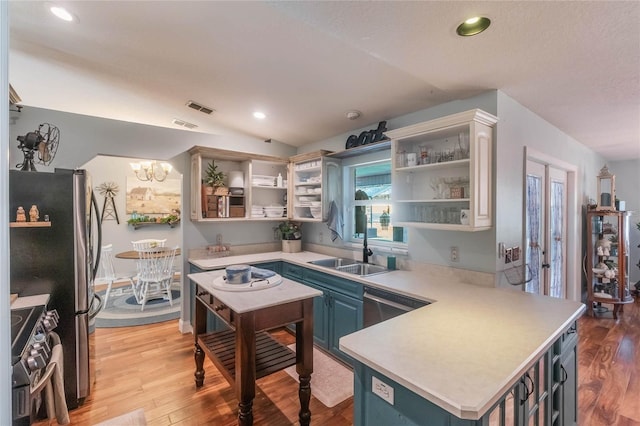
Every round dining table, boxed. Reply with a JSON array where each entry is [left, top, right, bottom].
[[115, 248, 181, 259]]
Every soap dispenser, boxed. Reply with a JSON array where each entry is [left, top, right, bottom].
[[276, 173, 283, 188]]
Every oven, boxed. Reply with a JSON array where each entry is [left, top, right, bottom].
[[363, 286, 429, 328], [11, 305, 59, 426]]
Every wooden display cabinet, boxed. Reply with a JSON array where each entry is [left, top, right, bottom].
[[586, 209, 633, 318]]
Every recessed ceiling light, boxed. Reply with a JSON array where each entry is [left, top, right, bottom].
[[456, 16, 491, 37], [253, 111, 266, 120], [50, 6, 74, 22]]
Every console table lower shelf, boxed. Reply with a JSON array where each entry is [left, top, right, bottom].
[[196, 330, 296, 384]]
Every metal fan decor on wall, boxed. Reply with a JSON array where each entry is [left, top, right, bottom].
[[97, 182, 120, 224], [16, 123, 60, 171]]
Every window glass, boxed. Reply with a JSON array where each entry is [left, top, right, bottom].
[[351, 161, 406, 244]]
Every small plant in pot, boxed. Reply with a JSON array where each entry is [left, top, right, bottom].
[[204, 161, 225, 194], [279, 221, 302, 253]]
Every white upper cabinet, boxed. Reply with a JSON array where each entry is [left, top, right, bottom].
[[387, 109, 497, 231], [289, 151, 340, 222], [189, 147, 288, 222]]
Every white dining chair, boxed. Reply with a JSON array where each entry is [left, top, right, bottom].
[[131, 246, 178, 311], [98, 244, 136, 308], [131, 238, 167, 250]]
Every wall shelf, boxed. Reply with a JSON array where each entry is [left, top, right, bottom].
[[128, 221, 180, 230], [10, 222, 52, 228]]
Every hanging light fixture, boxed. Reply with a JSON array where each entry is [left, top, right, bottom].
[[130, 161, 173, 182]]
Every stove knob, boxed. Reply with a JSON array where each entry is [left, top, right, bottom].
[[43, 316, 58, 331], [32, 341, 51, 359], [45, 311, 59, 326], [46, 310, 60, 322], [27, 353, 47, 372]]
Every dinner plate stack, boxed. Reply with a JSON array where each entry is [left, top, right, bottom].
[[251, 205, 265, 217], [252, 175, 276, 187]]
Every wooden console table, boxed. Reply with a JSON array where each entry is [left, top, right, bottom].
[[189, 270, 322, 425]]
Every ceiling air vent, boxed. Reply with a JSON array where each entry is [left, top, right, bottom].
[[186, 100, 214, 115], [172, 118, 198, 129]]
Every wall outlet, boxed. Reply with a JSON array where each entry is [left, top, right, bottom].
[[450, 246, 459, 262], [372, 376, 394, 405]]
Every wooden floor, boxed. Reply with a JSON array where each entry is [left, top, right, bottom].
[[33, 297, 640, 425]]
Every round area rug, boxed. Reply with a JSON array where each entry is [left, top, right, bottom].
[[94, 286, 181, 328]]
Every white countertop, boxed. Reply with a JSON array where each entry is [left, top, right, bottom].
[[189, 251, 585, 420], [11, 294, 50, 309], [188, 269, 322, 313]]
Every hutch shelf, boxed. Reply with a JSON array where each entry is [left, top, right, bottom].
[[586, 209, 634, 318]]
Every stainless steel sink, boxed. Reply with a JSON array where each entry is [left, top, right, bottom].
[[308, 257, 389, 276], [308, 257, 359, 268], [335, 263, 389, 277]]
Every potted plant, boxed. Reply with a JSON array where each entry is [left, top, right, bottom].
[[380, 207, 390, 230], [204, 161, 225, 195], [279, 221, 302, 253]]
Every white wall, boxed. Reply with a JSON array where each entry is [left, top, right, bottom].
[[495, 92, 605, 300], [82, 155, 183, 276], [1, 2, 12, 424], [303, 89, 607, 302], [609, 159, 640, 285], [302, 91, 499, 273], [9, 106, 296, 171]]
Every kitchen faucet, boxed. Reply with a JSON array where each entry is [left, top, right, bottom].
[[362, 215, 373, 263]]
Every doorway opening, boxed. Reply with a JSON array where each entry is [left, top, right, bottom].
[[524, 148, 579, 300]]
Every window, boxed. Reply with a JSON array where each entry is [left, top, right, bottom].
[[350, 160, 406, 245]]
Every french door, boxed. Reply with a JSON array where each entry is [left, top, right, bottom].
[[525, 160, 568, 298]]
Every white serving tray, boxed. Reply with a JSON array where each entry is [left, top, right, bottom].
[[211, 273, 282, 292]]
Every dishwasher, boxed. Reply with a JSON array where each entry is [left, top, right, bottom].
[[363, 286, 430, 328]]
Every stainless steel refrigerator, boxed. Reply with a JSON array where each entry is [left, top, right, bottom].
[[9, 169, 102, 410]]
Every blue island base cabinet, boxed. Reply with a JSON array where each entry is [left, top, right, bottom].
[[353, 363, 500, 426], [352, 322, 578, 426]]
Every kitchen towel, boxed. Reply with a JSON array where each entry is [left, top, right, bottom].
[[251, 266, 277, 279], [326, 200, 343, 241]]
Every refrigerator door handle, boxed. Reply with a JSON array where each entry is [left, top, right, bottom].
[[91, 192, 102, 280]]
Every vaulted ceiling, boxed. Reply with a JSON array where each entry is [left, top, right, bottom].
[[9, 1, 639, 160]]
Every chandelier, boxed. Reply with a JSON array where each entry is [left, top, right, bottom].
[[130, 161, 173, 182]]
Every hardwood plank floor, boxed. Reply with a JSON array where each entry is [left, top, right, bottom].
[[33, 297, 640, 425]]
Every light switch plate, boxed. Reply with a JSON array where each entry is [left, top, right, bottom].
[[372, 376, 394, 405]]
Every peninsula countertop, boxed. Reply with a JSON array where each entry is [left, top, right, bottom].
[[189, 251, 585, 420]]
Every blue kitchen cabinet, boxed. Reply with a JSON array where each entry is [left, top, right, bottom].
[[251, 261, 282, 275], [352, 322, 579, 426], [555, 324, 578, 426], [303, 268, 363, 365], [281, 262, 304, 281], [329, 290, 363, 362], [300, 279, 330, 349]]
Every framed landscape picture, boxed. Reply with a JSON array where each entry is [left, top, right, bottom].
[[126, 178, 181, 215]]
